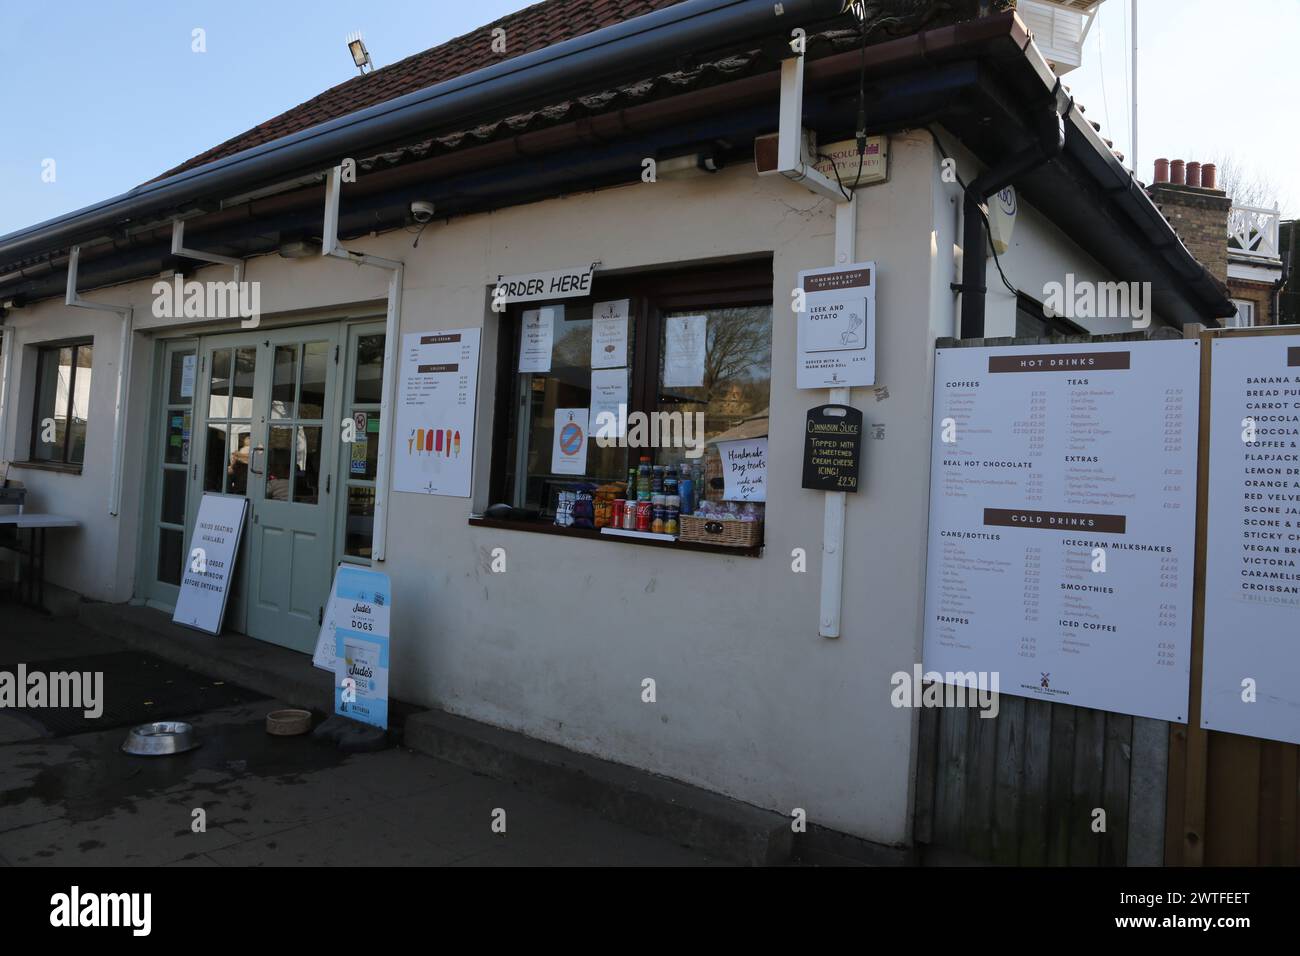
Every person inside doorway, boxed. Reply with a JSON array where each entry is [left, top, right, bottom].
[[228, 431, 250, 495], [265, 441, 291, 500]]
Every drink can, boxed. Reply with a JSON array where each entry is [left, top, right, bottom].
[[612, 499, 625, 528], [636, 501, 652, 532]]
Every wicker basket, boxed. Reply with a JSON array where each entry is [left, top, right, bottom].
[[678, 514, 763, 548]]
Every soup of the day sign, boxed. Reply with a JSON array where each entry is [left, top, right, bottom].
[[796, 262, 876, 389]]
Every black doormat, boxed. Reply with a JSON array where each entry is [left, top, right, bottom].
[[0, 651, 267, 737]]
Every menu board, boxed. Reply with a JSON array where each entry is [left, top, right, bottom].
[[1201, 333, 1300, 744], [173, 494, 249, 635], [922, 340, 1200, 722], [802, 404, 863, 492], [393, 328, 481, 497]]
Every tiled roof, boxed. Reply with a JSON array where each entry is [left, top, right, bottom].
[[154, 0, 689, 181]]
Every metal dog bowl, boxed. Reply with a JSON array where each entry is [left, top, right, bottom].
[[122, 721, 199, 756]]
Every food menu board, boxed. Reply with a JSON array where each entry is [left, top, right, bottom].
[[922, 340, 1200, 722], [1201, 333, 1300, 745], [392, 328, 481, 497]]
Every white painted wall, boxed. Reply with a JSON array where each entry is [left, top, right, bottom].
[[0, 128, 1160, 844]]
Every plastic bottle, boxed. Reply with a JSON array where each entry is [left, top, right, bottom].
[[637, 457, 652, 502]]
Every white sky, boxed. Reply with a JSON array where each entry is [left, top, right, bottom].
[[1063, 0, 1297, 216]]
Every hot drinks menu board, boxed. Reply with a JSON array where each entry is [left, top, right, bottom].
[[1201, 333, 1300, 745], [922, 341, 1200, 723]]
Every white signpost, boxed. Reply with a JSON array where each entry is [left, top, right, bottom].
[[172, 493, 249, 635], [922, 340, 1201, 722], [1200, 333, 1300, 745]]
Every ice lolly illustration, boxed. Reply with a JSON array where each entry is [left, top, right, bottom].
[[454, 431, 461, 456], [436, 429, 443, 453], [416, 428, 424, 454], [425, 429, 434, 453]]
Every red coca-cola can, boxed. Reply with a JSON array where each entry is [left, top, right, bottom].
[[636, 501, 652, 532], [611, 499, 625, 528]]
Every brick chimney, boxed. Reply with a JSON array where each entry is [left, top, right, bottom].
[[1147, 157, 1232, 286]]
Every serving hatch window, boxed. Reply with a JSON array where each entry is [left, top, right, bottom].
[[488, 261, 772, 551]]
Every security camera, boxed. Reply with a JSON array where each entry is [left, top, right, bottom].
[[410, 200, 435, 223]]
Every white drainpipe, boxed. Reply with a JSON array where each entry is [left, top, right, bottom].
[[0, 323, 12, 464], [65, 245, 133, 517], [320, 165, 404, 562]]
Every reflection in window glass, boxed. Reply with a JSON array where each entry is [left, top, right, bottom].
[[161, 469, 186, 525], [209, 349, 231, 419], [31, 343, 93, 465], [294, 426, 323, 503], [227, 425, 252, 495], [232, 347, 256, 419], [157, 528, 183, 586], [655, 305, 772, 478], [265, 426, 294, 501], [513, 304, 632, 510], [299, 342, 328, 419], [345, 486, 377, 558], [203, 425, 227, 492], [271, 345, 297, 419], [353, 335, 385, 404]]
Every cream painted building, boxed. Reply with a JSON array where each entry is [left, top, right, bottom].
[[0, 0, 1233, 848]]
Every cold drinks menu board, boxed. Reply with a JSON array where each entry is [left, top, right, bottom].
[[1201, 333, 1300, 745], [923, 341, 1200, 723]]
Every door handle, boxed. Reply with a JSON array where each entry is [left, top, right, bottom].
[[250, 444, 266, 476]]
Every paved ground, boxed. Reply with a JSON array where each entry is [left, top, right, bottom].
[[0, 607, 723, 866]]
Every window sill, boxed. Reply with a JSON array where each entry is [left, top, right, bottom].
[[468, 515, 763, 558], [10, 460, 83, 476]]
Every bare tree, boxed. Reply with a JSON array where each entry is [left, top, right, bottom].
[[1207, 151, 1279, 209]]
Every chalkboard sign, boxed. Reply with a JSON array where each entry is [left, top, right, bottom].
[[802, 404, 863, 492]]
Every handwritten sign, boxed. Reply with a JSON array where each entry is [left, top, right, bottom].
[[718, 437, 767, 502], [802, 404, 863, 492]]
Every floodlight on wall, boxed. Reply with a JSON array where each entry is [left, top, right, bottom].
[[347, 31, 373, 74], [656, 151, 722, 181], [279, 239, 321, 259]]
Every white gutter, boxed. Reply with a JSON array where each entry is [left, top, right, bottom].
[[65, 245, 133, 517], [320, 165, 404, 562]]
